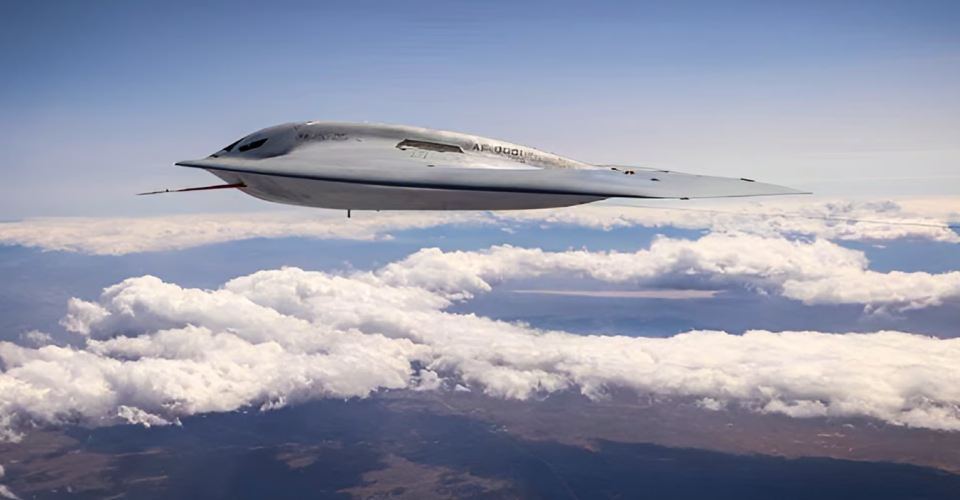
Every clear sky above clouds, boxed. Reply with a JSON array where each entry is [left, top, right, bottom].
[[1, 0, 959, 217]]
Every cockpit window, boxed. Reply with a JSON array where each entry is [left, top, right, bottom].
[[210, 137, 245, 157], [223, 138, 243, 153], [396, 139, 463, 154], [238, 138, 268, 152]]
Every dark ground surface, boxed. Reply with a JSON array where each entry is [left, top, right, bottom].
[[3, 391, 960, 500]]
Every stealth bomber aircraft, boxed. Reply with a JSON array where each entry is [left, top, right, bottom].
[[145, 121, 807, 212]]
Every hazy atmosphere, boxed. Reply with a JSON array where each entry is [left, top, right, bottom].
[[1, 1, 959, 499]]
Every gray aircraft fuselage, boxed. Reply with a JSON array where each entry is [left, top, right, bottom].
[[170, 121, 805, 211]]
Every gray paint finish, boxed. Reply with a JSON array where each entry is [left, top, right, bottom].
[[168, 121, 807, 211]]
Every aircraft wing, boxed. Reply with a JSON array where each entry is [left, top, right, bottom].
[[174, 156, 807, 200]]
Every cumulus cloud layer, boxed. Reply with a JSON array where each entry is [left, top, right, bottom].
[[1, 239, 959, 437], [0, 211, 489, 255], [518, 197, 960, 244], [1, 198, 956, 255], [375, 233, 960, 310]]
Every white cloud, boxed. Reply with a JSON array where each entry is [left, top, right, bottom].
[[0, 416, 20, 444], [783, 269, 960, 310], [372, 234, 960, 309], [0, 211, 490, 255], [1, 254, 959, 439], [558, 197, 960, 243], [0, 197, 956, 255], [0, 466, 17, 500], [0, 485, 19, 500], [20, 331, 52, 347]]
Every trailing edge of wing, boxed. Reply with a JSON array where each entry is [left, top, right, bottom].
[[175, 157, 808, 200]]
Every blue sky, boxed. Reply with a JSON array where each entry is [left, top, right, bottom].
[[2, 0, 959, 217]]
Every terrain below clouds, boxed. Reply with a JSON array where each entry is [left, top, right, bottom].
[[3, 394, 960, 500]]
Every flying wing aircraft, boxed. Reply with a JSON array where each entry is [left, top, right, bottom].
[[145, 121, 808, 212]]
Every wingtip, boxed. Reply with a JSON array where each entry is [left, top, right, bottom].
[[756, 182, 812, 197]]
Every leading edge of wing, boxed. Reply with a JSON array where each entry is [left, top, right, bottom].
[[175, 157, 809, 200]]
